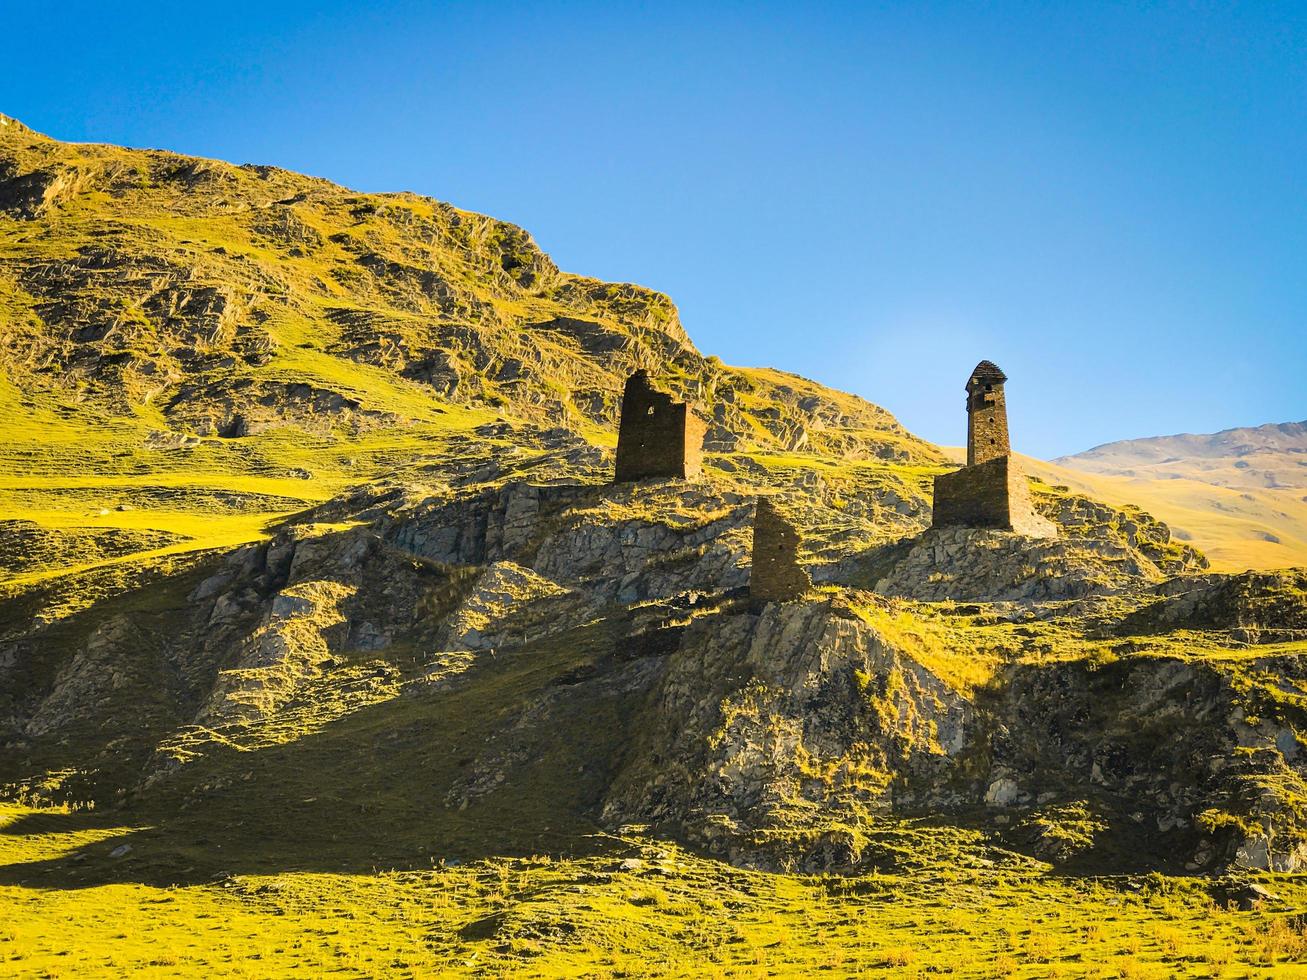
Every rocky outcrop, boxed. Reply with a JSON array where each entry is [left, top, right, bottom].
[[199, 579, 356, 725], [1121, 568, 1307, 642], [431, 561, 594, 654], [604, 600, 973, 870], [4, 461, 1306, 876], [1040, 492, 1208, 576], [858, 527, 1161, 603], [391, 480, 752, 604]]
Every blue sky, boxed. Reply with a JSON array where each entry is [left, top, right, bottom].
[[4, 1, 1304, 456]]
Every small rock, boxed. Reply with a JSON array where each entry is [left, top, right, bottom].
[[1218, 880, 1281, 911], [109, 843, 132, 858], [1276, 728, 1300, 761], [984, 777, 1020, 807], [1236, 884, 1278, 910]]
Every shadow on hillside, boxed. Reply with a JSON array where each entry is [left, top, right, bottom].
[[0, 606, 652, 890], [0, 559, 1239, 891]]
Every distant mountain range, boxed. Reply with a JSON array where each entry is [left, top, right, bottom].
[[1055, 421, 1307, 490], [1039, 421, 1307, 571]]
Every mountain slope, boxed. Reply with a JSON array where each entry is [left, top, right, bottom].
[[1057, 421, 1307, 489], [0, 112, 935, 586], [1050, 422, 1307, 571], [3, 118, 1307, 977]]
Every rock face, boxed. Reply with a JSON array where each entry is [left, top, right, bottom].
[[431, 561, 593, 655], [389, 480, 752, 604], [867, 526, 1150, 603], [748, 498, 812, 611], [200, 578, 356, 725], [604, 599, 973, 870], [1122, 568, 1307, 643], [982, 652, 1307, 873]]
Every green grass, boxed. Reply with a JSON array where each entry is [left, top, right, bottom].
[[3, 802, 1306, 977]]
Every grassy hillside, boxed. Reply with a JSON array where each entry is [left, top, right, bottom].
[[1036, 465, 1307, 572], [932, 445, 1307, 571], [6, 798, 1305, 977], [1045, 422, 1307, 571], [0, 112, 935, 588], [4, 117, 1307, 979]]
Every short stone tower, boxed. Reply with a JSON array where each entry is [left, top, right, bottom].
[[966, 360, 1010, 466], [749, 497, 812, 611], [932, 361, 1057, 538], [613, 370, 707, 483]]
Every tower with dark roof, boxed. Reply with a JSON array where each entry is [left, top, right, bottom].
[[966, 360, 1010, 466], [931, 360, 1057, 538]]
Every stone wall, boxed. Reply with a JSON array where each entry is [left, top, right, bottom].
[[967, 377, 1010, 466], [749, 497, 812, 610], [932, 456, 1057, 538], [614, 370, 706, 482]]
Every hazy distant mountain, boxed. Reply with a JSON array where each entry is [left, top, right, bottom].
[[1056, 421, 1307, 490], [1031, 421, 1307, 571]]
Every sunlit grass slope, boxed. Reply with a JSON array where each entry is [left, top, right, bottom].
[[0, 363, 499, 586], [1027, 458, 1307, 572], [1049, 421, 1307, 571], [4, 801, 1307, 977]]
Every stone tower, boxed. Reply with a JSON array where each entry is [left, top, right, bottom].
[[613, 370, 707, 483], [966, 360, 1010, 466], [749, 497, 812, 611], [932, 360, 1057, 538]]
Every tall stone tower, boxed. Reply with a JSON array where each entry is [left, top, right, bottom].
[[966, 360, 1010, 466], [931, 360, 1057, 538]]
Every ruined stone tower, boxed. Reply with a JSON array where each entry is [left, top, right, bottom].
[[613, 370, 707, 483], [749, 497, 812, 611], [966, 360, 1010, 466], [932, 360, 1057, 538]]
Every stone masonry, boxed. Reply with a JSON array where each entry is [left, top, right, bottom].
[[932, 455, 1057, 537], [933, 361, 1057, 538], [966, 359, 1010, 466], [614, 370, 707, 482], [749, 497, 812, 611]]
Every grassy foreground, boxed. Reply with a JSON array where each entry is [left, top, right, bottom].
[[2, 803, 1305, 978]]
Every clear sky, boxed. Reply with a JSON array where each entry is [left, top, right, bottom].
[[4, 1, 1304, 457]]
